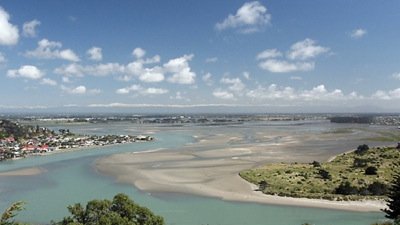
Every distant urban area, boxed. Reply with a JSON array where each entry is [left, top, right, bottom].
[[0, 119, 153, 161], [1, 113, 400, 161], [1, 113, 399, 126]]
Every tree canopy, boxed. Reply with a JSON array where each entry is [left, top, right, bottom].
[[53, 193, 164, 225], [383, 169, 400, 220]]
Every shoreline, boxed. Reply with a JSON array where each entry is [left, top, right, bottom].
[[95, 142, 387, 212]]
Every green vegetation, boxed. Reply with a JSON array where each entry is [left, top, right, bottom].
[[0, 194, 164, 225], [1, 201, 26, 225], [240, 145, 400, 200], [383, 167, 400, 220]]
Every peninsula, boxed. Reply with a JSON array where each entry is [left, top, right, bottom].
[[0, 119, 153, 161], [240, 144, 400, 201]]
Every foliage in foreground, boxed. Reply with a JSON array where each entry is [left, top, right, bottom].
[[1, 194, 164, 225], [1, 201, 26, 225], [383, 165, 400, 220], [53, 193, 164, 225]]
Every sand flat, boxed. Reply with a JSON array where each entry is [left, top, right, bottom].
[[95, 131, 387, 212], [0, 167, 45, 176]]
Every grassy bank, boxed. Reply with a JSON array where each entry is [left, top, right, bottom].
[[240, 145, 400, 200]]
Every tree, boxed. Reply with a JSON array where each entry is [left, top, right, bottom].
[[383, 170, 400, 220], [365, 166, 378, 175], [355, 144, 369, 155], [54, 193, 164, 225], [318, 169, 331, 180], [335, 181, 358, 195], [311, 161, 321, 168], [258, 180, 268, 191], [1, 201, 25, 225], [368, 181, 388, 196]]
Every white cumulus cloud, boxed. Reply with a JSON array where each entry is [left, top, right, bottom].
[[259, 59, 314, 73], [257, 49, 282, 59], [287, 39, 329, 60], [246, 84, 360, 102], [216, 1, 271, 33], [164, 54, 196, 84], [132, 47, 146, 58], [23, 19, 41, 37], [0, 7, 19, 45], [372, 88, 400, 100], [61, 85, 99, 95], [7, 65, 44, 80], [116, 84, 168, 96], [25, 39, 80, 62], [61, 85, 87, 94], [138, 67, 164, 83], [257, 39, 329, 73], [213, 90, 236, 100], [220, 77, 245, 92], [350, 28, 367, 39], [87, 47, 102, 61], [54, 63, 125, 77]]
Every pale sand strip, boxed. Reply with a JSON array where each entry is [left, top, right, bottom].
[[0, 167, 45, 176], [95, 146, 386, 212]]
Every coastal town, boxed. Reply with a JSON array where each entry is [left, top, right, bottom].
[[0, 119, 153, 161]]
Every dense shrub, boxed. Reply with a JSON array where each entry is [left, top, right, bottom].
[[368, 181, 388, 195], [365, 166, 378, 175], [355, 144, 369, 155], [353, 158, 369, 168], [335, 181, 358, 195], [318, 169, 331, 180]]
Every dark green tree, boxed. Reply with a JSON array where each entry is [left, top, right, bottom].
[[335, 181, 358, 195], [383, 170, 400, 220], [365, 166, 378, 175], [54, 193, 164, 225], [311, 161, 321, 168], [355, 144, 369, 155], [367, 181, 388, 196], [258, 180, 268, 192], [318, 169, 331, 180]]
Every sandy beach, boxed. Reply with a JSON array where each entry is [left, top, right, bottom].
[[95, 130, 387, 212]]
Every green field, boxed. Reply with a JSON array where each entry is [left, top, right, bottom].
[[240, 146, 400, 200]]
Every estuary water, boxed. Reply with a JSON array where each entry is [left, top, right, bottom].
[[0, 121, 387, 225]]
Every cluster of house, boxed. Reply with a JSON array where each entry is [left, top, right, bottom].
[[0, 134, 153, 161]]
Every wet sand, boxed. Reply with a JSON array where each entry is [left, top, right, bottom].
[[0, 167, 45, 176], [96, 129, 388, 212]]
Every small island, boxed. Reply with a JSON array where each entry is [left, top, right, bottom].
[[0, 119, 153, 161], [240, 144, 400, 201]]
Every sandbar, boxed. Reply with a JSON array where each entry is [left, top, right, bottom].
[[0, 167, 45, 176], [95, 131, 387, 212]]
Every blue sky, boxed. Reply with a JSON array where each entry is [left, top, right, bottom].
[[1, 0, 400, 113]]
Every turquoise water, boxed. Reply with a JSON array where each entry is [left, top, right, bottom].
[[0, 123, 387, 225]]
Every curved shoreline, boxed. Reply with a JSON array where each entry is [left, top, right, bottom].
[[95, 147, 386, 212]]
